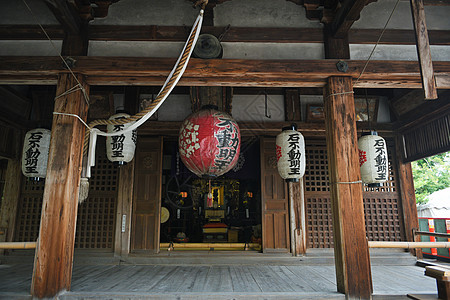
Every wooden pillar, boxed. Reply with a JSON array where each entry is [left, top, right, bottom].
[[288, 179, 307, 256], [31, 73, 89, 298], [324, 76, 372, 299], [0, 158, 22, 252], [114, 159, 135, 257], [395, 135, 422, 259]]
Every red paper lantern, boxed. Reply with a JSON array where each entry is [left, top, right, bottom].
[[179, 106, 240, 178]]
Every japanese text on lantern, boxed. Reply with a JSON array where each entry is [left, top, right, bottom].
[[214, 117, 239, 171], [287, 133, 302, 175], [374, 138, 387, 180], [24, 132, 43, 174], [111, 124, 125, 158]]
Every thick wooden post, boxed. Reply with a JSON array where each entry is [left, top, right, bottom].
[[324, 76, 372, 299], [114, 160, 135, 257], [410, 0, 438, 100], [395, 135, 422, 259], [31, 73, 89, 298]]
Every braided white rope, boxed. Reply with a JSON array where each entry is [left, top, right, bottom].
[[85, 10, 204, 177]]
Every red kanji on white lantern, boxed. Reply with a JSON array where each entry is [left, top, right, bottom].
[[178, 106, 240, 178], [358, 131, 389, 186], [276, 124, 306, 182]]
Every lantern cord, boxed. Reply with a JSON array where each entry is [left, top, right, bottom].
[[331, 180, 363, 185], [353, 0, 400, 86], [53, 112, 91, 131], [21, 0, 90, 107]]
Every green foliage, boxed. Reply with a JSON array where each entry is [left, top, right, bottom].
[[411, 152, 450, 204]]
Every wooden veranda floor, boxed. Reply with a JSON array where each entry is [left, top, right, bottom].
[[0, 250, 438, 299]]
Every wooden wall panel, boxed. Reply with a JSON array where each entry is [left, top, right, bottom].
[[15, 145, 118, 251], [304, 143, 404, 248], [131, 137, 162, 252], [260, 138, 290, 252]]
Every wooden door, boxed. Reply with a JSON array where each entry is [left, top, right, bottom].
[[131, 137, 163, 252], [260, 137, 290, 252]]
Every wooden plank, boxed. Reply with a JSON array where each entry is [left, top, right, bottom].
[[260, 138, 290, 252], [203, 266, 233, 292], [287, 265, 337, 292], [0, 56, 450, 89], [228, 266, 262, 292], [394, 135, 422, 259], [131, 137, 162, 252], [114, 159, 135, 256], [270, 266, 316, 292], [31, 73, 89, 298], [324, 76, 372, 298], [410, 0, 438, 100]]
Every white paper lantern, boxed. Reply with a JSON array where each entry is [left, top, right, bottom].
[[358, 131, 389, 186], [276, 124, 306, 182], [22, 128, 51, 179], [106, 113, 137, 164]]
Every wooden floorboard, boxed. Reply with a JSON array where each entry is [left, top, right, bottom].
[[229, 265, 262, 292], [0, 252, 439, 299]]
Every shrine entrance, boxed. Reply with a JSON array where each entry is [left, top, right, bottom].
[[158, 138, 263, 251]]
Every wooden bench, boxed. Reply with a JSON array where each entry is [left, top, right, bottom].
[[425, 266, 450, 299]]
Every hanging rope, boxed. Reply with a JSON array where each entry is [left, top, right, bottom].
[[82, 8, 205, 177], [353, 0, 401, 86]]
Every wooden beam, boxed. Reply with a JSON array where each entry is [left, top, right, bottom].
[[410, 0, 438, 100], [44, 0, 81, 35], [31, 73, 89, 298], [394, 135, 422, 258], [331, 0, 368, 38], [137, 121, 393, 138], [0, 56, 450, 88], [324, 76, 372, 298], [324, 24, 350, 59], [2, 24, 450, 45]]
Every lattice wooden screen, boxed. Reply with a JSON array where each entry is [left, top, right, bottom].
[[75, 146, 118, 249], [15, 178, 45, 242], [304, 142, 404, 248], [15, 145, 118, 249]]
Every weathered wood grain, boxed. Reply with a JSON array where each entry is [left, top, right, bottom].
[[323, 76, 372, 298], [410, 0, 438, 100], [0, 57, 450, 88], [394, 135, 422, 258], [114, 160, 135, 256], [0, 148, 22, 255], [31, 73, 89, 298]]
